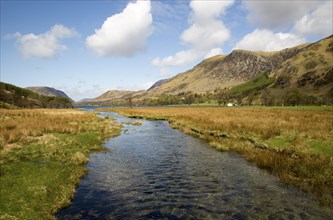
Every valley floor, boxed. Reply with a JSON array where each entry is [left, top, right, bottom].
[[101, 106, 333, 206], [0, 109, 121, 219]]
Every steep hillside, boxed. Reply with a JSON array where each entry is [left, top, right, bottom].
[[26, 86, 73, 101], [273, 35, 333, 95], [146, 44, 306, 97], [0, 82, 73, 108], [80, 35, 332, 106]]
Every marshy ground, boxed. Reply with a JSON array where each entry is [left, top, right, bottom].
[[102, 106, 333, 206], [0, 109, 121, 219], [1, 107, 332, 219]]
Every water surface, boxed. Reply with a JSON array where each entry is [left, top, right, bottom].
[[57, 112, 332, 219]]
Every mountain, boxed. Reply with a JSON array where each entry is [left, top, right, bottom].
[[78, 90, 146, 106], [26, 86, 73, 102], [148, 79, 170, 90], [80, 35, 333, 106], [0, 82, 73, 109], [145, 35, 332, 104], [146, 45, 307, 97]]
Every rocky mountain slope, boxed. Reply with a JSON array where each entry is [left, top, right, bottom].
[[273, 35, 332, 94], [81, 35, 333, 106], [26, 86, 73, 102], [146, 44, 308, 97]]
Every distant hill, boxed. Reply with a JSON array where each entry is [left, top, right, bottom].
[[80, 35, 333, 106], [78, 90, 146, 106], [0, 82, 73, 109], [26, 86, 73, 102], [148, 79, 170, 91]]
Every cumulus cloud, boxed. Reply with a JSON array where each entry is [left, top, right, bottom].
[[152, 49, 205, 67], [205, 48, 223, 59], [116, 81, 154, 91], [234, 29, 306, 52], [160, 68, 173, 76], [243, 0, 321, 29], [152, 0, 233, 67], [86, 0, 152, 57], [293, 1, 333, 37], [181, 20, 230, 51], [14, 24, 78, 59]]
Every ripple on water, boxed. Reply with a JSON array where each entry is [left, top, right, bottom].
[[57, 112, 333, 219]]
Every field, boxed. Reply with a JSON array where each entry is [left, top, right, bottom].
[[101, 107, 333, 205], [0, 109, 121, 219]]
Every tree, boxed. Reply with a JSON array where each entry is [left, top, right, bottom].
[[261, 88, 271, 106], [248, 93, 255, 106], [217, 90, 229, 106], [284, 89, 301, 106], [184, 94, 195, 105]]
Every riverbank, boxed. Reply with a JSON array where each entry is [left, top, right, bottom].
[[100, 107, 333, 205], [0, 109, 121, 219]]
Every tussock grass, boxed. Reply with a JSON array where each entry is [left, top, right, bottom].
[[0, 109, 121, 219], [102, 107, 333, 205]]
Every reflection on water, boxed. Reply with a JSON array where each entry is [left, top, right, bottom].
[[57, 112, 332, 219]]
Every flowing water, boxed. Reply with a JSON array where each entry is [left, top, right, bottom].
[[57, 112, 332, 219]]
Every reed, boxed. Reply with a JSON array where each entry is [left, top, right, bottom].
[[102, 107, 333, 205]]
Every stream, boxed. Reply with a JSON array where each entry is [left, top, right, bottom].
[[57, 111, 332, 219]]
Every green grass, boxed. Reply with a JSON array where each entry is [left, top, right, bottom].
[[188, 102, 219, 107], [0, 132, 110, 219], [263, 136, 292, 149], [307, 139, 333, 156], [167, 102, 219, 107], [1, 161, 81, 220], [229, 73, 275, 96], [0, 110, 121, 219]]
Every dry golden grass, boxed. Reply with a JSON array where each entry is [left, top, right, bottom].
[[102, 107, 333, 205], [0, 109, 121, 219], [105, 107, 333, 142], [0, 109, 117, 153]]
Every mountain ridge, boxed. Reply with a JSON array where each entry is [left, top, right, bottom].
[[78, 35, 333, 106]]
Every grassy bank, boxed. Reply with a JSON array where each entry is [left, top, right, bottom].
[[0, 109, 121, 219], [100, 107, 333, 205]]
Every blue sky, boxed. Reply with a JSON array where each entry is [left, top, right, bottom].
[[1, 0, 332, 101]]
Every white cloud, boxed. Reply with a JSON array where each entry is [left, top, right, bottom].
[[86, 0, 152, 57], [160, 68, 172, 76], [152, 49, 204, 67], [293, 1, 333, 37], [205, 48, 223, 59], [234, 29, 306, 52], [181, 20, 230, 51], [189, 0, 234, 24], [152, 0, 234, 67], [14, 24, 78, 59], [243, 0, 321, 29], [116, 81, 154, 91]]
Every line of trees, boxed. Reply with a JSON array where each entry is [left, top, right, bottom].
[[122, 87, 332, 107]]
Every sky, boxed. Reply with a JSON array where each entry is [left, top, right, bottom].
[[1, 0, 332, 101]]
